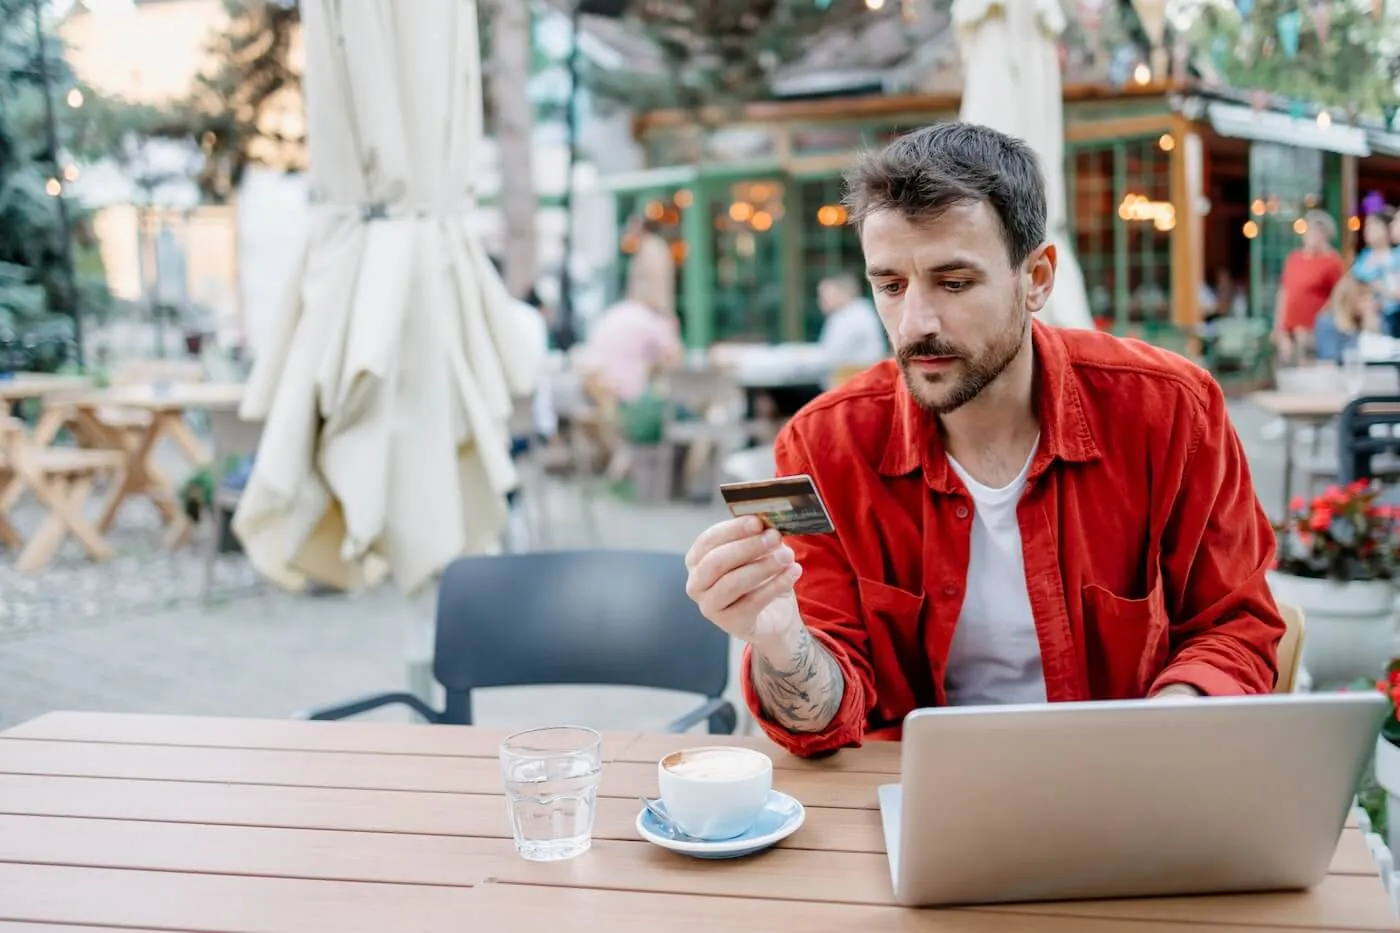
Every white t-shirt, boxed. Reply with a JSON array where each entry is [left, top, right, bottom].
[[943, 442, 1047, 706]]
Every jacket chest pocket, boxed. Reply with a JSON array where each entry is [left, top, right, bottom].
[[856, 576, 929, 726], [1080, 576, 1169, 699]]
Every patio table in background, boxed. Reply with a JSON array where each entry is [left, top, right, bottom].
[[53, 382, 246, 548], [1247, 390, 1351, 516], [0, 711, 1390, 931]]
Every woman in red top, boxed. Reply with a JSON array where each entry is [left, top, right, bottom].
[[1273, 210, 1345, 365]]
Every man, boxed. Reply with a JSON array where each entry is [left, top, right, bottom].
[[817, 273, 888, 372], [684, 123, 1284, 758]]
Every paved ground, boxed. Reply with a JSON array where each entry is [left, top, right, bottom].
[[0, 395, 1303, 734]]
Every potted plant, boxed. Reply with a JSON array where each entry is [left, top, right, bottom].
[[1358, 667, 1400, 856], [1267, 481, 1400, 689]]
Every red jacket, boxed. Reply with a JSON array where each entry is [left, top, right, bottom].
[[741, 321, 1284, 758]]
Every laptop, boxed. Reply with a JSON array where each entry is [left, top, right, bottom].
[[877, 691, 1388, 907]]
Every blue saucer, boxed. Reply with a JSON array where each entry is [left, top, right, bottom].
[[635, 790, 805, 859]]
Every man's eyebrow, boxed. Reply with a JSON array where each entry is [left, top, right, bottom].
[[867, 260, 986, 279]]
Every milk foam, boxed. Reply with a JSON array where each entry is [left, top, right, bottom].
[[663, 748, 768, 782]]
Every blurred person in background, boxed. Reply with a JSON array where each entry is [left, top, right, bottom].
[[1313, 274, 1381, 363], [1353, 207, 1400, 337], [492, 257, 556, 551], [816, 273, 887, 375], [571, 287, 683, 481], [1271, 209, 1344, 366], [624, 213, 677, 324]]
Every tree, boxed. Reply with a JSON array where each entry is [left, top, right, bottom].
[[582, 0, 878, 113], [1186, 0, 1398, 118], [181, 0, 303, 203], [0, 0, 127, 369], [483, 0, 538, 299]]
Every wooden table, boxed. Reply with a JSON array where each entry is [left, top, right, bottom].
[[1247, 391, 1352, 514], [0, 711, 1392, 932], [53, 383, 246, 548], [0, 372, 91, 405]]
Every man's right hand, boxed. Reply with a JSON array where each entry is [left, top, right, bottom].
[[684, 516, 803, 645]]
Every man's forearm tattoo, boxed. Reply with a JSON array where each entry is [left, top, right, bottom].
[[751, 626, 845, 733]]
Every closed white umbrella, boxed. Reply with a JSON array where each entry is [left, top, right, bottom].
[[233, 0, 542, 598], [953, 0, 1095, 330]]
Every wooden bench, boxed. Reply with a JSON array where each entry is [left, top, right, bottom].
[[0, 417, 126, 573]]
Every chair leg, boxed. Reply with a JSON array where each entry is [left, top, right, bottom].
[[709, 703, 738, 735]]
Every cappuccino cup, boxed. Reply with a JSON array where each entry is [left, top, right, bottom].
[[657, 746, 773, 840]]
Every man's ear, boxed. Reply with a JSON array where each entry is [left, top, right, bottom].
[[1024, 242, 1057, 315]]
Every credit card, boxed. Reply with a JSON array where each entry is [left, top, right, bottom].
[[719, 473, 836, 536]]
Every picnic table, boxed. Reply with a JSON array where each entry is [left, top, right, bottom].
[[44, 382, 246, 548], [0, 711, 1390, 931]]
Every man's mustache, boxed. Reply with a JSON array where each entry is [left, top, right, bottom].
[[897, 337, 965, 364]]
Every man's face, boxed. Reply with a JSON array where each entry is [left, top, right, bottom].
[[862, 202, 1052, 414]]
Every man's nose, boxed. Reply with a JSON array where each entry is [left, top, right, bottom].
[[897, 283, 941, 345]]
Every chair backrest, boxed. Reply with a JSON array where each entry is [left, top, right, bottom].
[[432, 550, 731, 724], [1337, 394, 1400, 483], [1274, 601, 1306, 694]]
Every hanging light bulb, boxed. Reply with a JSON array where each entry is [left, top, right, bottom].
[[865, 0, 885, 9]]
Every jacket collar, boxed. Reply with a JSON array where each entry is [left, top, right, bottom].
[[878, 319, 1101, 492]]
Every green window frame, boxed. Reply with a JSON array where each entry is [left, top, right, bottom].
[[1067, 135, 1176, 339]]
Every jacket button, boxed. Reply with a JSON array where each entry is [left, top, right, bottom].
[[942, 584, 958, 597], [955, 505, 970, 519]]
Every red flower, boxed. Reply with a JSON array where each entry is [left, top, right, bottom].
[[1309, 508, 1333, 532], [1290, 495, 1305, 513]]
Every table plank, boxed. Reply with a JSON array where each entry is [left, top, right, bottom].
[[979, 875, 1396, 930], [470, 882, 1361, 933], [0, 773, 1368, 870], [0, 738, 881, 808], [0, 773, 885, 853], [1, 711, 535, 757], [491, 837, 1388, 923], [5, 711, 899, 773], [0, 813, 506, 888], [1246, 391, 1350, 419], [0, 863, 474, 933], [0, 926, 177, 933]]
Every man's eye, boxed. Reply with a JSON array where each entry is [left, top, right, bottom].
[[943, 280, 971, 292], [878, 282, 905, 296]]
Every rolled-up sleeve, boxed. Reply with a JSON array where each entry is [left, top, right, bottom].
[[1150, 375, 1285, 696], [739, 424, 879, 757]]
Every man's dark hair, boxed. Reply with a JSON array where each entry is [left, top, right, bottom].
[[842, 122, 1048, 267]]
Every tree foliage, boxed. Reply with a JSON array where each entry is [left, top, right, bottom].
[[582, 0, 880, 112], [1186, 0, 1399, 118], [0, 0, 116, 361]]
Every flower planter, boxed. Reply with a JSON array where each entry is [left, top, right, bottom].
[[1374, 737, 1400, 858], [1266, 572, 1396, 689]]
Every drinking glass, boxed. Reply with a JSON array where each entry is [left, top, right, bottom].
[[499, 725, 602, 861]]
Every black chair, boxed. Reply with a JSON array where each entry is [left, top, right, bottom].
[[298, 550, 738, 734], [1337, 395, 1400, 485]]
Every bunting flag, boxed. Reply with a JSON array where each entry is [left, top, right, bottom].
[[1276, 10, 1301, 58], [1311, 1, 1330, 44], [1385, 103, 1400, 131], [1288, 99, 1305, 120], [1132, 0, 1166, 49], [1236, 0, 1253, 15]]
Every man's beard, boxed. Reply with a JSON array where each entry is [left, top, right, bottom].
[[897, 303, 1028, 415]]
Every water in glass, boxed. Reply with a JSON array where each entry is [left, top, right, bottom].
[[499, 726, 601, 861]]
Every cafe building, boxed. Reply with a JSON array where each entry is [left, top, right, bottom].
[[598, 80, 1400, 353]]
